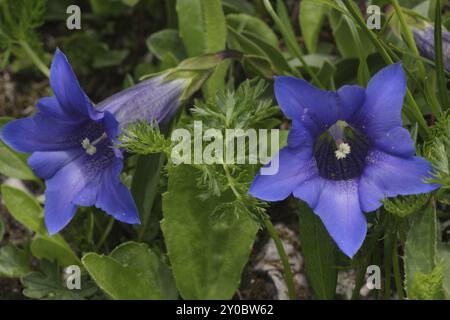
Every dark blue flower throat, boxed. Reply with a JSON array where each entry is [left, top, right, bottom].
[[313, 121, 370, 180]]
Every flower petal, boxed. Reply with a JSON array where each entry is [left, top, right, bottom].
[[352, 63, 406, 138], [287, 120, 315, 149], [297, 178, 367, 258], [97, 76, 186, 129], [94, 157, 140, 224], [0, 113, 85, 153], [274, 76, 339, 135], [249, 147, 316, 201], [50, 48, 102, 120], [358, 150, 439, 212], [372, 127, 415, 157], [28, 149, 83, 179], [337, 85, 365, 122], [44, 154, 92, 234]]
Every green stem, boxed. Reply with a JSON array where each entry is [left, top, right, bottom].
[[95, 216, 115, 251], [342, 0, 431, 140], [434, 0, 450, 111], [262, 0, 324, 88], [18, 40, 50, 78], [392, 237, 405, 299], [390, 0, 426, 79], [263, 216, 297, 300], [223, 164, 296, 300], [383, 233, 393, 299]]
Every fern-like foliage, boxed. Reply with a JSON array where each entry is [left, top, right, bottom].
[[424, 114, 450, 188], [0, 0, 47, 69]]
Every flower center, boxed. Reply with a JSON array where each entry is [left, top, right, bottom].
[[81, 133, 108, 155], [313, 121, 370, 180]]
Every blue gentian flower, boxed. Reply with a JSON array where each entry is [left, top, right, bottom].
[[249, 64, 439, 257], [1, 49, 183, 234], [413, 25, 450, 72], [97, 75, 188, 130]]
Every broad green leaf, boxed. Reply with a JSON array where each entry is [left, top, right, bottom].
[[82, 242, 175, 300], [0, 244, 31, 278], [146, 29, 187, 62], [93, 49, 129, 68], [1, 185, 79, 265], [298, 201, 337, 299], [111, 242, 178, 299], [176, 0, 204, 56], [31, 235, 80, 266], [161, 165, 259, 299], [83, 253, 160, 299], [202, 0, 227, 52], [405, 200, 438, 297], [0, 117, 36, 180], [176, 0, 227, 98], [22, 260, 97, 300], [226, 14, 278, 47], [300, 0, 328, 53], [1, 185, 45, 234]]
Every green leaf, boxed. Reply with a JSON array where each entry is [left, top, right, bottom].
[[31, 235, 80, 266], [83, 253, 160, 299], [298, 201, 337, 299], [226, 13, 278, 47], [161, 165, 258, 299], [328, 1, 372, 59], [0, 216, 4, 242], [1, 185, 79, 265], [405, 200, 438, 297], [0, 244, 31, 278], [300, 0, 328, 53], [177, 0, 227, 56], [202, 0, 227, 52], [1, 185, 46, 234], [110, 242, 178, 299], [22, 260, 97, 300], [93, 49, 129, 68], [176, 0, 204, 56], [82, 242, 176, 299], [0, 117, 36, 180], [146, 29, 187, 62]]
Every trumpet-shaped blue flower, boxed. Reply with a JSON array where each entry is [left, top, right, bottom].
[[0, 49, 151, 234], [250, 64, 439, 257]]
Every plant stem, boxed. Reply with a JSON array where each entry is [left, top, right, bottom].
[[95, 217, 115, 251], [262, 0, 323, 88], [392, 237, 405, 299], [342, 0, 431, 140], [263, 216, 297, 300], [433, 0, 450, 110], [223, 164, 296, 300], [18, 40, 50, 78], [390, 0, 426, 79], [383, 233, 393, 299]]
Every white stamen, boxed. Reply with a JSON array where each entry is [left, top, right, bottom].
[[335, 142, 351, 160], [81, 133, 108, 156]]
